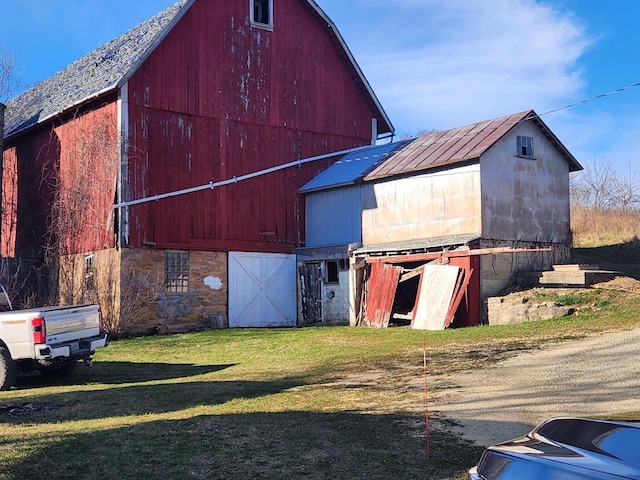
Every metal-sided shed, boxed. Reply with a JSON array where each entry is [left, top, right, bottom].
[[297, 141, 409, 325], [302, 110, 582, 329]]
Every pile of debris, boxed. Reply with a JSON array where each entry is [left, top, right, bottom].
[[0, 403, 64, 416]]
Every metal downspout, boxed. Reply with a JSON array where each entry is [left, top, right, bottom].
[[112, 144, 373, 210]]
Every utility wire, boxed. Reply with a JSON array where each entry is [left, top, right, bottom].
[[526, 81, 640, 120]]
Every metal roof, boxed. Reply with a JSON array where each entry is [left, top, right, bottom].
[[365, 110, 582, 181], [3, 1, 189, 139], [299, 141, 410, 193], [3, 0, 394, 140]]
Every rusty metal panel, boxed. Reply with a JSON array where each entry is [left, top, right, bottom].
[[363, 262, 401, 328], [448, 255, 481, 327]]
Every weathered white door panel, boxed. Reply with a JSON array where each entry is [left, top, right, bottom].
[[412, 264, 461, 330], [229, 252, 296, 327]]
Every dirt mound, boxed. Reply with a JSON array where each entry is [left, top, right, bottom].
[[592, 276, 640, 294]]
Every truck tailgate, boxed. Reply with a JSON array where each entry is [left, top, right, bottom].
[[43, 305, 102, 344]]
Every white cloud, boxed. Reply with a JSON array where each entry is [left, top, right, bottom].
[[355, 0, 593, 135]]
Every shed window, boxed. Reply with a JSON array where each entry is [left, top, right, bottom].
[[165, 251, 189, 293], [326, 260, 339, 284], [517, 136, 534, 158], [251, 0, 272, 27]]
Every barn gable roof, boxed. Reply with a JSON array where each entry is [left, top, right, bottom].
[[365, 110, 582, 181], [3, 1, 189, 139], [3, 0, 393, 140]]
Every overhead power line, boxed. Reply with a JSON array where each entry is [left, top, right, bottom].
[[530, 81, 640, 119]]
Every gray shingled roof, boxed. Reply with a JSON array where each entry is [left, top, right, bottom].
[[3, 1, 188, 139]]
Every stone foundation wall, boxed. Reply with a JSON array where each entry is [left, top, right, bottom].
[[57, 249, 123, 331], [480, 239, 571, 298], [121, 249, 228, 333], [487, 295, 574, 326]]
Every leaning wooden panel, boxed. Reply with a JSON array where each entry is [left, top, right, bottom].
[[364, 263, 401, 328], [412, 264, 461, 330]]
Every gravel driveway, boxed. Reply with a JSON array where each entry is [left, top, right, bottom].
[[430, 327, 640, 447]]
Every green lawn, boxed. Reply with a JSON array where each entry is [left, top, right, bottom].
[[1, 291, 639, 479]]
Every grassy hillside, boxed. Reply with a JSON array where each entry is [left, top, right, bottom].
[[571, 207, 640, 279]]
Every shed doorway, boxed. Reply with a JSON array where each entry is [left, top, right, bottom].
[[299, 262, 323, 323], [228, 252, 297, 327]]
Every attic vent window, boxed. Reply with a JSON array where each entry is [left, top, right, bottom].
[[517, 135, 534, 158], [251, 0, 273, 28]]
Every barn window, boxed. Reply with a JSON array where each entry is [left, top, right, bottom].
[[84, 254, 96, 278], [517, 136, 534, 158], [165, 251, 189, 293], [251, 0, 272, 28], [83, 254, 97, 292]]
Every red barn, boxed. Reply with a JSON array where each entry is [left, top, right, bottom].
[[1, 0, 393, 332]]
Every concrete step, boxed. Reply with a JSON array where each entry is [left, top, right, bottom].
[[519, 264, 619, 288]]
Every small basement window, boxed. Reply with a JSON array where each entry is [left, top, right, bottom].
[[165, 251, 189, 293], [517, 135, 534, 158], [251, 0, 272, 28]]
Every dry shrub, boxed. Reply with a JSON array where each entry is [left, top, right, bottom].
[[103, 271, 163, 338], [571, 206, 640, 247]]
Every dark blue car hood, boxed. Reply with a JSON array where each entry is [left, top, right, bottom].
[[474, 418, 640, 479]]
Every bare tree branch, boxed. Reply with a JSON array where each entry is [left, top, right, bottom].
[[0, 48, 26, 102]]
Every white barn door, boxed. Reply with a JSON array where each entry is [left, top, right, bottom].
[[228, 252, 297, 327]]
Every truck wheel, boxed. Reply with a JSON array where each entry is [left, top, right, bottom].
[[0, 346, 17, 390], [39, 362, 77, 378]]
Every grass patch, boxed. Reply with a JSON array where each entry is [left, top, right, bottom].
[[532, 288, 612, 306], [1, 293, 640, 479]]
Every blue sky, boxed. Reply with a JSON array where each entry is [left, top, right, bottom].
[[1, 0, 639, 172]]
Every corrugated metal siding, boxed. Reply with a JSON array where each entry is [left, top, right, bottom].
[[363, 262, 401, 328], [125, 0, 379, 252], [305, 186, 361, 247], [448, 255, 480, 327]]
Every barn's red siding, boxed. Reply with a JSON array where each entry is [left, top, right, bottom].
[[1, 100, 118, 258], [125, 0, 380, 253], [54, 102, 118, 253], [2, 127, 57, 258]]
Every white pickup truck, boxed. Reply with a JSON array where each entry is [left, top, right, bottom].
[[0, 286, 108, 390]]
